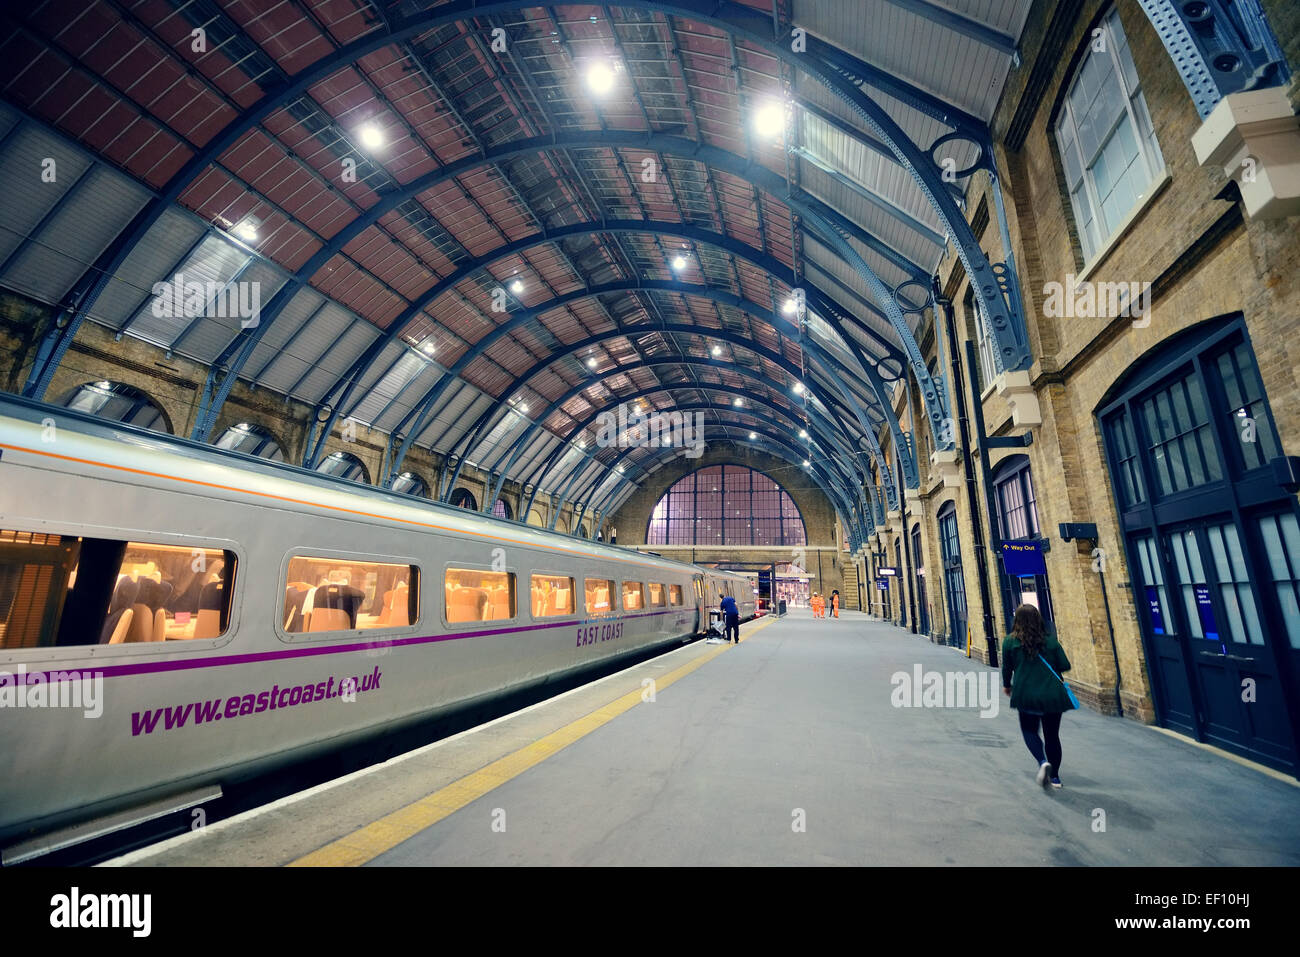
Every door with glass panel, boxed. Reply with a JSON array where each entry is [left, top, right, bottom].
[[1163, 523, 1291, 763], [1101, 318, 1299, 772], [938, 503, 967, 649]]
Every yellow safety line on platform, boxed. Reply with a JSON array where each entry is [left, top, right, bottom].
[[289, 617, 777, 866]]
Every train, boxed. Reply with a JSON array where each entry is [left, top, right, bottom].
[[0, 392, 757, 859]]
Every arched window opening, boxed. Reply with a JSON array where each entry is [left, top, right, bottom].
[[448, 487, 477, 510], [391, 471, 430, 498], [212, 422, 285, 462], [992, 455, 1055, 627], [58, 380, 169, 433], [647, 465, 807, 546], [492, 498, 512, 520], [316, 451, 369, 485]]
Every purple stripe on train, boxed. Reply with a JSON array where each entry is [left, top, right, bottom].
[[10, 608, 697, 684]]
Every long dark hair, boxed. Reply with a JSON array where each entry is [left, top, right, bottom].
[[1011, 603, 1046, 658]]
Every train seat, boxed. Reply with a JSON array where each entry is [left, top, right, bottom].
[[105, 608, 133, 645], [387, 582, 410, 627], [446, 585, 487, 622], [194, 580, 226, 639]]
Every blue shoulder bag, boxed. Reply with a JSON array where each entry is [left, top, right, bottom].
[[1038, 652, 1080, 710]]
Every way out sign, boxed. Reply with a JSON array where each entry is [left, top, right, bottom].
[[1001, 540, 1046, 576]]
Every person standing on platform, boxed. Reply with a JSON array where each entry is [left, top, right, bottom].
[[831, 590, 840, 618], [720, 592, 740, 644], [1001, 604, 1075, 789], [812, 593, 824, 618]]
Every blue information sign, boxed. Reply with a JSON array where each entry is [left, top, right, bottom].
[[1193, 585, 1221, 644], [1145, 586, 1165, 635], [1001, 540, 1046, 577], [876, 579, 889, 591]]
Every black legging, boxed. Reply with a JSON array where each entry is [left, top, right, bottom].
[[1018, 711, 1063, 777]]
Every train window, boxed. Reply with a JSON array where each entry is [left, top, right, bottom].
[[585, 578, 615, 616], [530, 574, 575, 618], [0, 531, 235, 648], [622, 582, 645, 611], [669, 584, 684, 606], [283, 556, 419, 633], [445, 568, 515, 623], [647, 583, 665, 607]]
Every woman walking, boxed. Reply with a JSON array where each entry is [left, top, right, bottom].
[[1001, 604, 1074, 789]]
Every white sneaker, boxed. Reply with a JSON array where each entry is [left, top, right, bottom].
[[1036, 762, 1051, 787]]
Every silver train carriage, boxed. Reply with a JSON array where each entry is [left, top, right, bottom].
[[0, 394, 756, 855]]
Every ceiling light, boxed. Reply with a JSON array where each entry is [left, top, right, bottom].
[[710, 345, 721, 356], [803, 459, 811, 468], [510, 279, 524, 295], [519, 403, 529, 414], [616, 464, 625, 473], [579, 439, 587, 449], [793, 381, 804, 394], [586, 61, 616, 95], [782, 298, 797, 314], [95, 380, 112, 389], [754, 102, 786, 138], [359, 124, 384, 150], [799, 429, 808, 439], [733, 398, 743, 407], [234, 216, 260, 242], [749, 431, 757, 440], [587, 356, 598, 368], [671, 255, 687, 271], [421, 341, 436, 355]]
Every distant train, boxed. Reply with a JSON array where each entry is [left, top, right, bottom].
[[0, 393, 756, 859]]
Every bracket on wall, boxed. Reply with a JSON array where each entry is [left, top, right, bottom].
[[985, 432, 1034, 450]]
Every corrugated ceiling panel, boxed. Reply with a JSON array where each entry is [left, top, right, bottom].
[[347, 342, 414, 423], [0, 124, 92, 273], [509, 431, 558, 483], [6, 163, 148, 306], [93, 208, 206, 329], [124, 234, 249, 348], [419, 386, 490, 451], [174, 259, 289, 364], [292, 320, 378, 404], [244, 286, 326, 382], [372, 363, 444, 433]]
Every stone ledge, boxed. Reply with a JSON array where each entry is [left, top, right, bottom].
[[1192, 85, 1300, 220], [994, 369, 1042, 428]]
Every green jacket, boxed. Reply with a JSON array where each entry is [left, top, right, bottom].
[[1001, 635, 1073, 714]]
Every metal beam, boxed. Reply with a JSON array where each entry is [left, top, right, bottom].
[[516, 383, 871, 522], [879, 0, 1018, 56], [35, 0, 1020, 419], [433, 328, 882, 513]]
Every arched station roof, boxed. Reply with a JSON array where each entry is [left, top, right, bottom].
[[0, 0, 1047, 549]]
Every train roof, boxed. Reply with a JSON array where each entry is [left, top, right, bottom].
[[0, 393, 705, 577]]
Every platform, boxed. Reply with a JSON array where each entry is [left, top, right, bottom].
[[107, 611, 1300, 867]]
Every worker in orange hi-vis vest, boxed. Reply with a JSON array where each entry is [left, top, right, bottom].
[[812, 593, 824, 618], [831, 590, 840, 618]]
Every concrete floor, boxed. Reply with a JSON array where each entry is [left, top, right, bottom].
[[113, 610, 1300, 867]]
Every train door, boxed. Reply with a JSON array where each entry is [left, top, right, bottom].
[[693, 576, 705, 633]]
